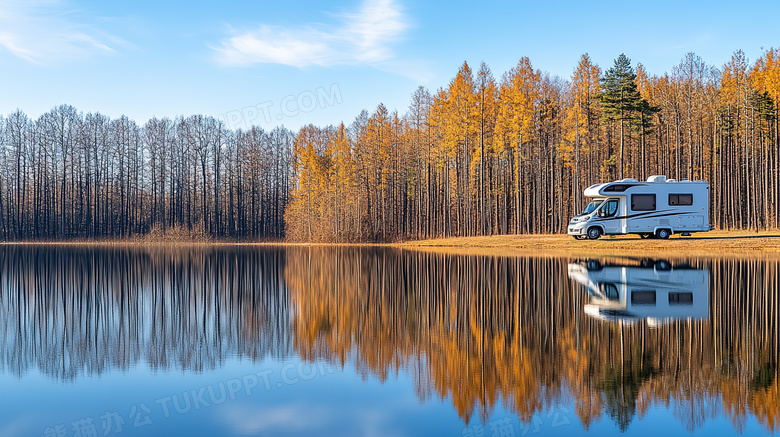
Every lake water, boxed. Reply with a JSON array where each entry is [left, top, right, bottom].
[[0, 245, 778, 436]]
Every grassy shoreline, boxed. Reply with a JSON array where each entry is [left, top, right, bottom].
[[395, 230, 780, 258], [2, 230, 780, 258]]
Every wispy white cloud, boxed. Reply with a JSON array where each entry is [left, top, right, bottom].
[[218, 401, 409, 437], [0, 0, 117, 63], [212, 0, 408, 68], [220, 404, 331, 434]]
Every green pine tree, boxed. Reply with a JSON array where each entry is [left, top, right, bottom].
[[599, 54, 649, 178]]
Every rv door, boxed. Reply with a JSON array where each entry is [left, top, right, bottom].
[[597, 198, 621, 234]]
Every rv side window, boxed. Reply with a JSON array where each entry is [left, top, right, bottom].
[[669, 193, 693, 206], [631, 291, 656, 305], [669, 292, 693, 305], [631, 194, 656, 211], [599, 283, 620, 301], [604, 184, 629, 192], [598, 199, 619, 217]]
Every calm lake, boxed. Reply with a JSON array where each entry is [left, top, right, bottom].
[[1, 246, 778, 436]]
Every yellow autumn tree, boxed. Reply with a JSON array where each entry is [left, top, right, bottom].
[[474, 62, 498, 235], [496, 57, 540, 233], [563, 54, 601, 209]]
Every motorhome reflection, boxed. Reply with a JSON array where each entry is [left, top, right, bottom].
[[567, 259, 709, 326], [568, 175, 712, 239]]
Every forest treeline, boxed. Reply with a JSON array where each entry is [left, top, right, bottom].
[[0, 108, 292, 239], [1, 49, 779, 241], [287, 49, 780, 241]]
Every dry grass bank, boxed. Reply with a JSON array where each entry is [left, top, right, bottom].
[[395, 230, 780, 259], [4, 230, 780, 259]]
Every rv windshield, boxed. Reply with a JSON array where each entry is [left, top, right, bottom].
[[582, 199, 604, 215]]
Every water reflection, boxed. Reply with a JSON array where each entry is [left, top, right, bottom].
[[285, 248, 779, 433], [567, 259, 709, 326], [0, 245, 291, 380], [0, 246, 778, 435]]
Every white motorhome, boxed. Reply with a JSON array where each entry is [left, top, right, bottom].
[[567, 175, 711, 239], [567, 259, 710, 326]]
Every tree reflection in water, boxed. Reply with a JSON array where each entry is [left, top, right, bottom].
[[0, 245, 777, 433], [285, 248, 779, 433], [0, 245, 291, 379]]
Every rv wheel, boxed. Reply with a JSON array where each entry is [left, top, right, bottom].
[[656, 260, 672, 270], [640, 258, 655, 267], [656, 228, 671, 239], [587, 227, 602, 240], [586, 260, 603, 271]]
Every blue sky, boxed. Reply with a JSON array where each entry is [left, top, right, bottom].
[[1, 0, 778, 130]]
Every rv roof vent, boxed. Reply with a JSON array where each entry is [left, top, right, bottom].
[[647, 175, 666, 183], [666, 178, 677, 183], [619, 178, 638, 182]]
